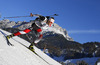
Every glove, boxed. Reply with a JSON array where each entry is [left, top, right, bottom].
[[6, 34, 14, 39]]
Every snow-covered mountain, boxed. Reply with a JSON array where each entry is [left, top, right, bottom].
[[0, 29, 61, 65], [0, 19, 73, 41]]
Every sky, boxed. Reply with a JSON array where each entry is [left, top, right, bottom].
[[0, 0, 100, 43]]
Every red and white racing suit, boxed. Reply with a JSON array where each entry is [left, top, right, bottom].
[[13, 19, 49, 44]]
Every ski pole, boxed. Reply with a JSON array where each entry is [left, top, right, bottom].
[[4, 13, 58, 19], [4, 13, 41, 19]]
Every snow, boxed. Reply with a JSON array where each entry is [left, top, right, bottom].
[[65, 57, 100, 65], [0, 28, 99, 65], [53, 56, 64, 62], [0, 29, 61, 65], [95, 44, 99, 48], [97, 62, 100, 65], [44, 26, 67, 38]]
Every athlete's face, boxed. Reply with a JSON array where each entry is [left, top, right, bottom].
[[48, 20, 54, 27]]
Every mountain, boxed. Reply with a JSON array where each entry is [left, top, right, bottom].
[[0, 29, 61, 65]]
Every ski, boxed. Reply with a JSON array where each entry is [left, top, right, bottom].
[[11, 38, 51, 65], [31, 49, 51, 65], [0, 30, 13, 46], [25, 34, 52, 65]]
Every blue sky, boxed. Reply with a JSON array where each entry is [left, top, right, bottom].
[[0, 0, 100, 43]]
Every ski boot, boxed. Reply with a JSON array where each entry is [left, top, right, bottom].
[[28, 43, 36, 54], [6, 34, 14, 39]]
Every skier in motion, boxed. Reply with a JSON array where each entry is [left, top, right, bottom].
[[6, 15, 55, 52]]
